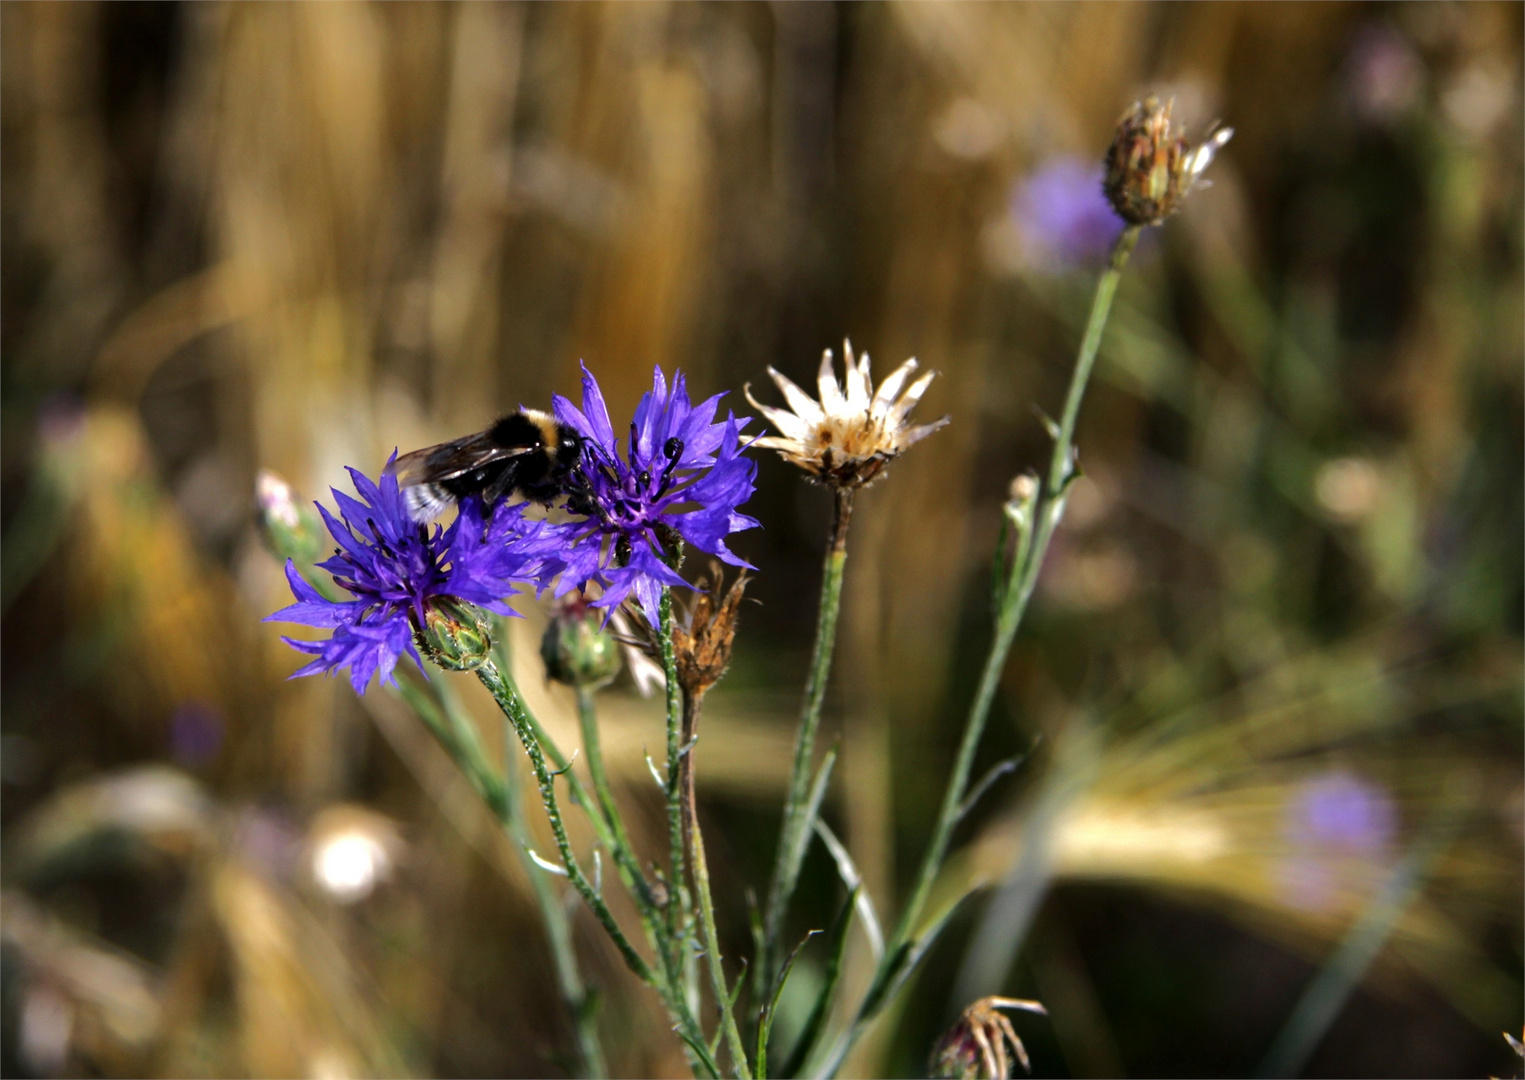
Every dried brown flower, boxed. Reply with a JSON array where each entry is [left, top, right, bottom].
[[745, 341, 948, 491], [669, 567, 749, 700], [1103, 95, 1232, 227], [929, 996, 1048, 1079]]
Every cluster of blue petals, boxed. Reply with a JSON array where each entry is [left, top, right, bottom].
[[269, 366, 758, 693], [266, 459, 557, 694], [549, 364, 758, 624]]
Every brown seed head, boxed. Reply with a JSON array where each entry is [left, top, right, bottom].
[[1103, 95, 1232, 226], [670, 567, 749, 699], [929, 997, 1047, 1079]]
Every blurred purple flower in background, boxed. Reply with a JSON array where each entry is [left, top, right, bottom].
[[266, 461, 551, 694], [169, 702, 225, 767], [1343, 23, 1424, 124], [1009, 156, 1125, 269], [1278, 770, 1398, 911], [552, 364, 759, 624]]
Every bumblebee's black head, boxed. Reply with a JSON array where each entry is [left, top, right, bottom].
[[552, 424, 584, 469]]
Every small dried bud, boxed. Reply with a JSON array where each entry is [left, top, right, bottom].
[[255, 469, 325, 564], [1008, 474, 1039, 504], [1103, 95, 1232, 227], [671, 568, 749, 699], [930, 997, 1047, 1080], [416, 598, 493, 672], [541, 596, 623, 690]]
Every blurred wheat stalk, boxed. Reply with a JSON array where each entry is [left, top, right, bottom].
[[3, 1, 1520, 1077]]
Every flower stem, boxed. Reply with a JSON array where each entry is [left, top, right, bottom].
[[760, 487, 853, 995], [683, 688, 753, 1078], [479, 659, 715, 1078], [477, 659, 653, 980], [658, 589, 695, 1008], [503, 712, 608, 1078], [820, 225, 1141, 1077], [577, 686, 643, 889], [395, 674, 605, 1077]]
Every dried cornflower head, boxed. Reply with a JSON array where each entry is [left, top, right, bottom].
[[1103, 95, 1233, 227], [745, 341, 949, 490], [930, 997, 1048, 1079], [671, 567, 749, 699], [621, 566, 749, 700]]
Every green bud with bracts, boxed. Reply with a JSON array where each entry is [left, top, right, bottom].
[[417, 597, 494, 672], [541, 595, 622, 690]]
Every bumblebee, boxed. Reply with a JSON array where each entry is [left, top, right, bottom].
[[388, 409, 586, 522]]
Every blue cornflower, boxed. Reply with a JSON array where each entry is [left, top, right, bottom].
[[551, 364, 759, 623], [266, 459, 549, 694]]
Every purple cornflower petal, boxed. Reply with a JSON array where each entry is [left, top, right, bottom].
[[266, 456, 550, 694], [1010, 156, 1125, 270], [550, 363, 760, 624]]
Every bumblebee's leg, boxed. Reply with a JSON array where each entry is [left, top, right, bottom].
[[482, 461, 517, 505]]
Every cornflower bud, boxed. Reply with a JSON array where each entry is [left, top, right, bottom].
[[417, 597, 493, 672], [541, 595, 623, 690], [930, 997, 1047, 1079], [1103, 95, 1232, 227], [255, 469, 324, 564]]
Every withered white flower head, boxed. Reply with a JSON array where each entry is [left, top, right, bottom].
[[745, 341, 949, 490]]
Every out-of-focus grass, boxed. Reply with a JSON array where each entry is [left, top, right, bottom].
[[2, 2, 1519, 1077]]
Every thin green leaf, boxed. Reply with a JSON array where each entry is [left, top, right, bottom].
[[757, 930, 819, 1079], [777, 887, 857, 1079], [812, 820, 882, 961]]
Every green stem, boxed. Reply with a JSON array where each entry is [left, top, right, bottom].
[[684, 689, 753, 1078], [394, 675, 604, 1077], [499, 661, 663, 927], [482, 659, 715, 1077], [477, 659, 653, 981], [659, 589, 692, 1002], [504, 711, 607, 1078], [819, 225, 1140, 1078], [760, 487, 853, 997], [575, 686, 657, 911]]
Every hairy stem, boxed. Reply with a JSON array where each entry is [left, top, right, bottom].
[[477, 658, 717, 1076], [396, 675, 604, 1077], [504, 715, 607, 1078], [820, 225, 1141, 1078], [760, 487, 853, 997], [683, 688, 753, 1078], [659, 589, 694, 1011]]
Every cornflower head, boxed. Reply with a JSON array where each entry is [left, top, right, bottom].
[[266, 458, 551, 693], [550, 364, 758, 624], [745, 340, 948, 491], [1103, 94, 1232, 227], [930, 997, 1048, 1079]]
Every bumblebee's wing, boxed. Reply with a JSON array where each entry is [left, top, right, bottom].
[[386, 432, 538, 522], [387, 433, 535, 485]]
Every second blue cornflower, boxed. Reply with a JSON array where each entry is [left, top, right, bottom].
[[551, 364, 759, 623]]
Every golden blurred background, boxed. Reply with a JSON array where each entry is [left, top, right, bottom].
[[1, 2, 1521, 1077]]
